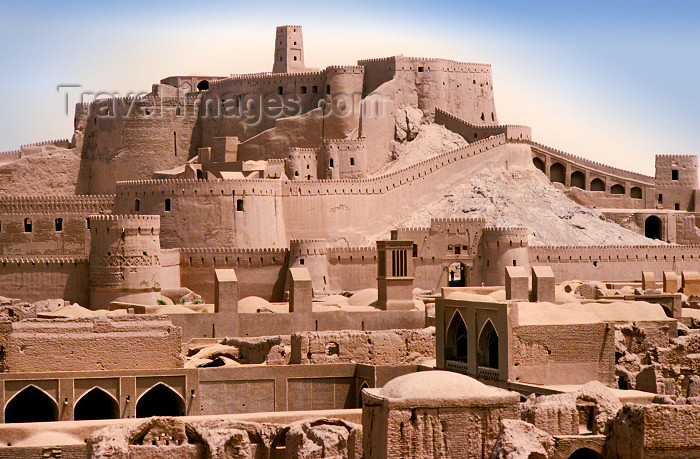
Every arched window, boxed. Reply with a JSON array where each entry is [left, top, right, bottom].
[[329, 158, 334, 168], [532, 157, 545, 173], [74, 387, 119, 420], [477, 320, 499, 369], [5, 385, 58, 423], [24, 218, 32, 233], [570, 171, 585, 189], [549, 163, 565, 184], [196, 80, 209, 91], [610, 184, 625, 194], [630, 187, 642, 199], [136, 383, 185, 418], [446, 312, 468, 362], [590, 178, 605, 191], [55, 218, 63, 232], [645, 216, 662, 240]]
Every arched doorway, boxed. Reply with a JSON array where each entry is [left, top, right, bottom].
[[477, 320, 499, 369], [74, 387, 119, 421], [196, 80, 209, 91], [136, 383, 185, 418], [446, 312, 468, 362], [550, 163, 565, 184], [448, 262, 467, 287], [568, 448, 603, 459], [532, 157, 545, 173], [5, 385, 58, 423], [570, 171, 585, 189], [645, 216, 662, 240]]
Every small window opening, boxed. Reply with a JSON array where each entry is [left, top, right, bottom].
[[513, 260, 517, 266], [86, 218, 90, 229], [418, 66, 424, 72], [658, 194, 663, 203], [672, 169, 679, 180], [24, 218, 32, 233], [55, 218, 63, 232], [295, 171, 299, 176], [326, 84, 330, 93], [329, 158, 334, 167], [293, 56, 297, 61], [300, 86, 307, 94], [481, 113, 485, 121], [278, 86, 283, 95], [300, 259, 305, 265], [454, 246, 461, 255], [134, 199, 140, 212], [675, 203, 680, 210], [165, 199, 171, 212], [312, 85, 318, 93], [236, 199, 244, 212], [350, 157, 355, 166]]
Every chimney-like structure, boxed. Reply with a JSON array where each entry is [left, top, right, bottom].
[[377, 240, 415, 310], [272, 25, 305, 74]]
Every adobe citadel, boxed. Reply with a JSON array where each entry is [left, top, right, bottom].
[[2, 25, 700, 458]]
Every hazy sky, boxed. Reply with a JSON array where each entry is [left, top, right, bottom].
[[0, 0, 698, 175]]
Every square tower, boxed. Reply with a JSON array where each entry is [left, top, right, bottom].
[[377, 240, 415, 310], [272, 25, 305, 74], [655, 155, 699, 211]]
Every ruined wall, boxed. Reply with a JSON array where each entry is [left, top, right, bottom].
[[3, 316, 182, 373], [0, 146, 88, 197], [509, 322, 615, 386]]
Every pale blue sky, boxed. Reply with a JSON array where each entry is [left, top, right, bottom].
[[0, 0, 698, 175]]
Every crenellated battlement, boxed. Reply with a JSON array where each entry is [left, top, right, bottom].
[[21, 139, 71, 149], [289, 239, 329, 256], [0, 195, 114, 215], [0, 257, 88, 264], [88, 214, 159, 222], [530, 244, 700, 264], [179, 246, 287, 266]]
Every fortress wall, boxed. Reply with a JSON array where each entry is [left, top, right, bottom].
[[0, 196, 113, 257], [202, 67, 364, 149], [113, 136, 509, 249], [281, 136, 514, 246], [529, 245, 700, 282], [434, 108, 531, 141], [528, 141, 656, 208], [391, 57, 496, 124], [78, 99, 202, 194], [179, 247, 289, 302], [0, 258, 89, 304], [563, 187, 647, 210], [114, 179, 286, 248], [326, 246, 377, 292], [0, 150, 21, 165]]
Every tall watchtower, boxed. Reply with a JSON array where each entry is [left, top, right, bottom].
[[272, 25, 305, 74]]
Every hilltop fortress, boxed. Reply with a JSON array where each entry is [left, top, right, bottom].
[[0, 25, 699, 310]]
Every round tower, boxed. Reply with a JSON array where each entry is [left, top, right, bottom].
[[288, 239, 330, 295], [475, 227, 529, 286], [88, 215, 162, 309]]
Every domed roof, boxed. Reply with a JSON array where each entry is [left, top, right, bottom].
[[379, 370, 511, 401]]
